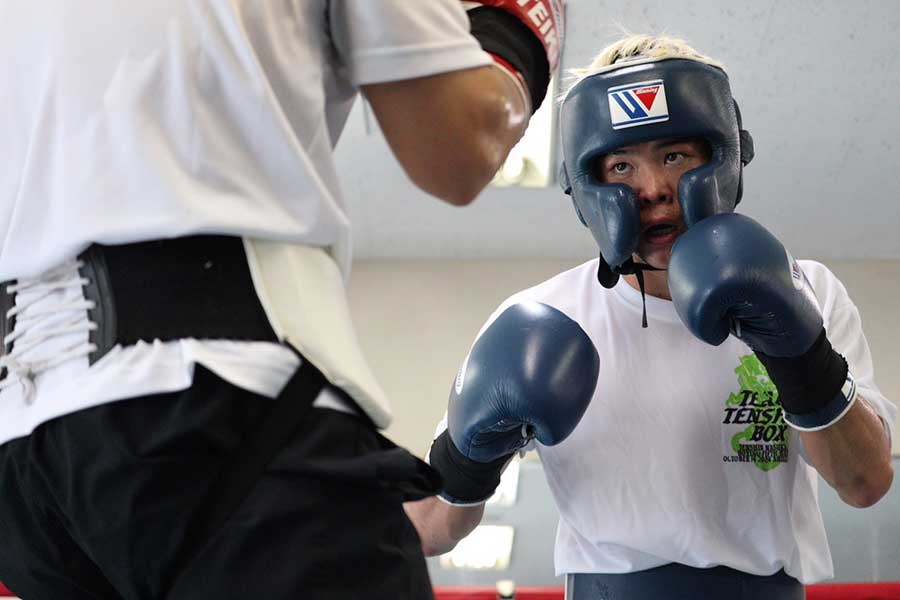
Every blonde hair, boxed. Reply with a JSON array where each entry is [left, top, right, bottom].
[[566, 34, 725, 93]]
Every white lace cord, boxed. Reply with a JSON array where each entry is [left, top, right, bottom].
[[0, 261, 98, 404]]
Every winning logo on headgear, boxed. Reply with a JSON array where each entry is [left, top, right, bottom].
[[607, 79, 669, 130]]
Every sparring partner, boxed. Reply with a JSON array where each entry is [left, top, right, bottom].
[[407, 34, 896, 599], [0, 2, 563, 599]]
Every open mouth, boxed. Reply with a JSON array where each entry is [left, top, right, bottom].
[[643, 223, 679, 241]]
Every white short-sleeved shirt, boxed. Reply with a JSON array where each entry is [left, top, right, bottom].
[[0, 1, 491, 444], [0, 0, 489, 280], [438, 258, 895, 585]]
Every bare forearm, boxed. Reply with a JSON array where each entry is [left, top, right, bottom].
[[404, 495, 485, 556], [800, 395, 893, 508]]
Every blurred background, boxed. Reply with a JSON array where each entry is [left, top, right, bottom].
[[334, 0, 900, 590]]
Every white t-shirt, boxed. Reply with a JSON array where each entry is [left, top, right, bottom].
[[0, 0, 489, 279], [440, 258, 896, 585], [0, 1, 491, 444]]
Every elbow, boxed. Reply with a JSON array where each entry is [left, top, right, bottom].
[[409, 175, 492, 208], [840, 462, 894, 508], [403, 89, 522, 206], [368, 65, 527, 206], [441, 161, 496, 207], [405, 137, 503, 207]]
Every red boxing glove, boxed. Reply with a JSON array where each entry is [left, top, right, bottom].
[[470, 0, 563, 73], [464, 0, 565, 112]]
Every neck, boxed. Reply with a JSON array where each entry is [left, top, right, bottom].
[[623, 266, 671, 300]]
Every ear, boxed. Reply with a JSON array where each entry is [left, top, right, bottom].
[[732, 100, 755, 205], [558, 161, 572, 196], [571, 198, 588, 227], [733, 100, 755, 167], [560, 162, 588, 226]]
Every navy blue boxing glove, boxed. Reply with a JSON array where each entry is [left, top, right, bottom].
[[668, 213, 856, 431], [429, 301, 599, 505]]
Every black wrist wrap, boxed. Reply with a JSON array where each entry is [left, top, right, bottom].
[[467, 6, 551, 113], [428, 430, 513, 504], [756, 329, 849, 415]]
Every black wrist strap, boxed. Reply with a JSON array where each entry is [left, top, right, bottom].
[[429, 430, 513, 505], [467, 7, 551, 113], [756, 329, 849, 416]]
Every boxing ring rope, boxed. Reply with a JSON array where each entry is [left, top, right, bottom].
[[1, 581, 900, 597], [430, 584, 900, 599]]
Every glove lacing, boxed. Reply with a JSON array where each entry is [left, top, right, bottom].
[[0, 260, 98, 404]]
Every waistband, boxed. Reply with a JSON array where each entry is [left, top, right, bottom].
[[11, 235, 278, 357], [566, 564, 804, 600], [79, 235, 279, 362], [0, 236, 280, 398]]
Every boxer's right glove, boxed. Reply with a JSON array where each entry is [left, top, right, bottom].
[[428, 301, 599, 505], [463, 0, 565, 113]]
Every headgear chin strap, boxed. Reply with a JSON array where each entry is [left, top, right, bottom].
[[559, 57, 754, 286]]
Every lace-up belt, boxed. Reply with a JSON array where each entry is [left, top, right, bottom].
[[0, 236, 279, 396]]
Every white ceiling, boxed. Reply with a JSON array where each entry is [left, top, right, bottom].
[[334, 0, 900, 261]]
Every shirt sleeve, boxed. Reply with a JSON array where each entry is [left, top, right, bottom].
[[329, 0, 492, 85]]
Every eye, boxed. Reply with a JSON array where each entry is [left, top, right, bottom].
[[609, 162, 631, 176], [665, 152, 685, 165]]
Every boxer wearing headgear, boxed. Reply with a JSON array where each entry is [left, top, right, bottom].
[[559, 48, 754, 309], [407, 34, 894, 600]]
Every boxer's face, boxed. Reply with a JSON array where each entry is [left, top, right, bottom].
[[597, 137, 710, 269]]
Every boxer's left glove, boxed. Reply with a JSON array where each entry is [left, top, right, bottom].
[[463, 0, 565, 113], [429, 301, 599, 505], [668, 213, 856, 431]]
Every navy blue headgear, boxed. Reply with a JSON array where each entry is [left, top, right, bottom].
[[559, 57, 754, 285]]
